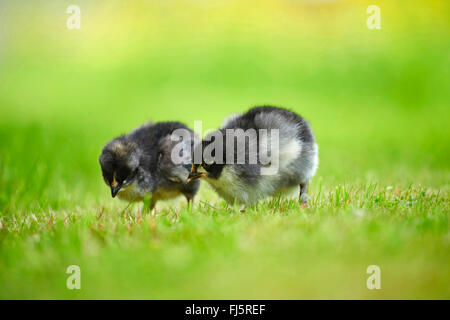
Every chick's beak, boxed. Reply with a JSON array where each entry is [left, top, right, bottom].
[[187, 165, 206, 183], [111, 185, 121, 198], [110, 177, 121, 198]]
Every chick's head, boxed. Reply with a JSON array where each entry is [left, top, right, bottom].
[[99, 137, 141, 197]]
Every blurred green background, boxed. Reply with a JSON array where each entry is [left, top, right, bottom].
[[0, 0, 449, 299]]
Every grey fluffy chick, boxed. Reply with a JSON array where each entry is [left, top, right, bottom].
[[188, 106, 318, 207], [99, 121, 200, 210]]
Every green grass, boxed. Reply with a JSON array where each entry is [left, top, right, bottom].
[[0, 185, 448, 299], [0, 0, 449, 299]]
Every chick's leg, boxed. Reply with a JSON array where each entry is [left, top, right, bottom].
[[184, 194, 194, 210], [150, 198, 156, 211], [299, 182, 309, 209], [143, 196, 157, 213]]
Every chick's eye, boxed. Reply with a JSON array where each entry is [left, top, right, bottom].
[[125, 169, 138, 182]]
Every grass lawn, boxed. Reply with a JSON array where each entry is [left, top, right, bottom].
[[0, 1, 449, 299]]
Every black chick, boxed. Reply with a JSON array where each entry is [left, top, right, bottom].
[[99, 121, 200, 210], [188, 106, 318, 207]]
